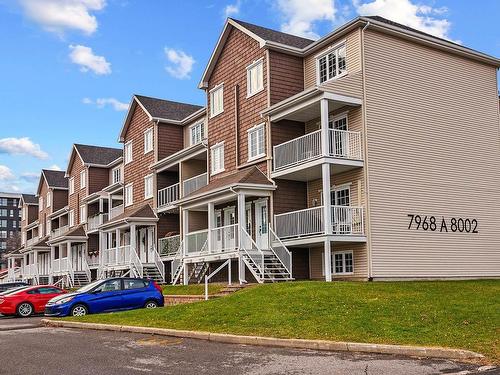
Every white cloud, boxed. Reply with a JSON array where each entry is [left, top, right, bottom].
[[276, 0, 336, 39], [0, 137, 49, 159], [224, 2, 240, 18], [20, 172, 39, 182], [69, 44, 111, 75], [48, 164, 62, 171], [164, 48, 195, 80], [18, 0, 106, 35], [83, 97, 128, 111], [0, 165, 15, 181], [354, 0, 453, 40]]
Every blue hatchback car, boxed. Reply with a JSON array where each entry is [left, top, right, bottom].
[[44, 278, 164, 317]]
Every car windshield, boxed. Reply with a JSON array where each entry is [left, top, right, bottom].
[[76, 279, 104, 293]]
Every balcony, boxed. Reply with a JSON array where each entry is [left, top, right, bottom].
[[272, 129, 363, 180], [158, 235, 181, 257], [109, 204, 124, 219], [102, 245, 132, 267], [274, 205, 365, 241], [158, 183, 180, 210], [183, 172, 207, 197], [52, 258, 68, 273], [26, 237, 38, 247], [51, 225, 69, 239], [86, 213, 109, 232]]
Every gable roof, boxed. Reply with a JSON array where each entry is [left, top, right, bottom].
[[21, 194, 38, 205], [101, 204, 158, 228], [37, 170, 68, 194], [74, 144, 122, 166], [119, 95, 205, 142]]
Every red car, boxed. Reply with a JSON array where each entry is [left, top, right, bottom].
[[0, 285, 67, 317]]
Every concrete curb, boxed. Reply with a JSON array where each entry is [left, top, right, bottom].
[[42, 319, 485, 362]]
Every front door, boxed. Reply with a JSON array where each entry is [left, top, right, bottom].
[[244, 203, 253, 249], [139, 229, 147, 262], [72, 245, 83, 271], [223, 206, 236, 250], [329, 114, 348, 157], [214, 210, 222, 251], [254, 199, 269, 249], [331, 186, 351, 234]]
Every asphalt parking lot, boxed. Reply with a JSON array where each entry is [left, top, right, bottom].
[[0, 315, 497, 375]]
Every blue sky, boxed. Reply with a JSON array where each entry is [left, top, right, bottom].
[[0, 0, 499, 194]]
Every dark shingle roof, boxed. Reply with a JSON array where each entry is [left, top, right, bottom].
[[21, 194, 37, 204], [231, 18, 314, 49], [105, 204, 158, 226], [135, 95, 203, 122], [42, 170, 68, 189], [75, 144, 122, 166]]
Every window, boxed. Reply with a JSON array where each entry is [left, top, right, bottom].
[[94, 279, 121, 292], [46, 220, 50, 235], [125, 184, 133, 207], [247, 123, 265, 161], [0, 209, 6, 216], [9, 209, 13, 217], [0, 231, 6, 239], [13, 221, 17, 228], [69, 210, 75, 227], [112, 166, 122, 184], [317, 43, 346, 84], [80, 205, 86, 223], [39, 223, 43, 238], [0, 198, 6, 206], [209, 84, 224, 117], [143, 128, 154, 154], [331, 185, 350, 207], [144, 175, 153, 199], [123, 279, 147, 289], [69, 177, 75, 195], [38, 287, 63, 294], [46, 191, 51, 208], [246, 59, 264, 97], [124, 141, 133, 164], [39, 197, 43, 211], [189, 122, 205, 146], [80, 170, 86, 189], [0, 241, 6, 250], [210, 142, 225, 175], [333, 251, 354, 275], [0, 220, 6, 227]]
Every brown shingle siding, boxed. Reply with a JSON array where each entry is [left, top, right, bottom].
[[157, 122, 184, 161], [269, 50, 304, 105], [88, 167, 109, 194]]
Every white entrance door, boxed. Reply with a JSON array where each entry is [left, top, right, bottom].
[[255, 199, 269, 249], [223, 206, 236, 251], [72, 245, 83, 271], [244, 203, 253, 249], [214, 210, 222, 251], [331, 186, 351, 234], [139, 228, 147, 262]]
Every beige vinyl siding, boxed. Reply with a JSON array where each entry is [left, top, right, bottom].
[[304, 28, 363, 99], [310, 243, 368, 280], [305, 106, 363, 134], [363, 29, 500, 278]]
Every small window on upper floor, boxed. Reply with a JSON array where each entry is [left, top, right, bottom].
[[46, 191, 51, 208], [39, 197, 43, 211], [210, 142, 225, 175], [246, 59, 264, 97], [80, 204, 86, 223], [112, 166, 121, 184], [80, 170, 86, 189], [317, 44, 346, 84], [247, 123, 266, 161], [125, 183, 133, 207], [189, 122, 205, 146], [69, 210, 75, 227], [144, 175, 153, 199], [210, 84, 224, 118], [124, 141, 133, 164], [144, 128, 153, 154], [69, 177, 75, 195]]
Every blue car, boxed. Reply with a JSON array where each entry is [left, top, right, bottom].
[[45, 277, 164, 317]]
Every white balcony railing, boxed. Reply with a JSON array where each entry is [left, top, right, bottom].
[[51, 225, 69, 239], [158, 183, 180, 209], [86, 254, 100, 267], [210, 224, 239, 253], [183, 172, 207, 197], [158, 235, 181, 257], [274, 205, 364, 239], [102, 245, 132, 267], [109, 204, 124, 219], [26, 237, 38, 247], [86, 213, 109, 231], [185, 229, 208, 255], [273, 129, 362, 171], [52, 258, 69, 273]]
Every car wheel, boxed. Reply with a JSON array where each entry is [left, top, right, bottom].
[[16, 302, 34, 317], [70, 304, 88, 317], [144, 300, 158, 309]]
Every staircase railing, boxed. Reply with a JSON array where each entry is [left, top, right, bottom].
[[32, 264, 40, 286], [240, 227, 265, 281], [268, 226, 293, 276], [171, 240, 184, 285], [67, 259, 75, 288], [82, 256, 91, 282], [129, 247, 143, 278], [150, 244, 165, 282]]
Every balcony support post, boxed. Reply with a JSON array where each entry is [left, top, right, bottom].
[[237, 193, 247, 284], [182, 209, 189, 285], [324, 239, 332, 282], [49, 246, 55, 283], [320, 98, 329, 156], [208, 203, 214, 254], [322, 163, 332, 235]]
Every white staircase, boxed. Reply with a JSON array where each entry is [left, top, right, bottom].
[[143, 264, 164, 283], [189, 262, 209, 284], [72, 271, 90, 287]]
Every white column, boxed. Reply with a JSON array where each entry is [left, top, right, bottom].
[[115, 229, 121, 248], [324, 239, 332, 282], [237, 193, 246, 248], [49, 246, 55, 283], [207, 203, 214, 253], [130, 224, 136, 251], [322, 163, 332, 235], [181, 210, 189, 285], [320, 98, 329, 156]]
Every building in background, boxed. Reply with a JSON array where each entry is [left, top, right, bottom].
[[0, 192, 22, 269]]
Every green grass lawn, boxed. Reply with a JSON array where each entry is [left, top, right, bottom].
[[64, 280, 500, 363], [161, 283, 226, 295]]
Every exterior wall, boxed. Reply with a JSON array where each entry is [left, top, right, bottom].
[[304, 28, 363, 98], [206, 28, 268, 180], [108, 163, 124, 185], [305, 106, 362, 134], [181, 159, 207, 180], [157, 122, 184, 161], [271, 119, 305, 147], [27, 205, 38, 224], [363, 29, 500, 278], [268, 50, 304, 105], [182, 116, 208, 149], [68, 154, 86, 225], [309, 242, 368, 280], [88, 167, 109, 194], [157, 171, 178, 192], [52, 190, 68, 211], [273, 179, 307, 215], [188, 211, 208, 232], [38, 181, 50, 236], [123, 105, 155, 211], [307, 169, 365, 208], [157, 214, 180, 238]]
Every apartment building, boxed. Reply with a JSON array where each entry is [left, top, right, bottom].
[[4, 15, 500, 286], [0, 192, 22, 269]]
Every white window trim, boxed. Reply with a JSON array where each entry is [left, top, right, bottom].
[[315, 40, 347, 85], [332, 250, 354, 275], [329, 112, 349, 127], [125, 183, 134, 207], [124, 141, 133, 165], [209, 83, 224, 118], [80, 170, 86, 189], [247, 123, 266, 162], [39, 197, 43, 211], [144, 174, 153, 200], [144, 127, 153, 154], [69, 177, 75, 195], [69, 210, 75, 228], [210, 141, 225, 176], [112, 166, 122, 184], [189, 122, 205, 146], [46, 191, 51, 208], [246, 58, 264, 98], [80, 204, 87, 224]]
